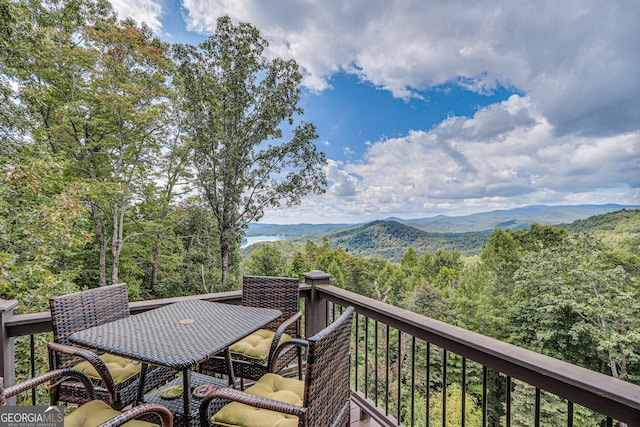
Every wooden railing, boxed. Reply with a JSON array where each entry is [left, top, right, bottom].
[[2, 271, 639, 426]]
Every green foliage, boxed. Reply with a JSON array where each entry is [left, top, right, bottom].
[[0, 148, 85, 312], [3, 0, 175, 287], [243, 245, 288, 277], [287, 251, 310, 280], [327, 220, 490, 261], [510, 235, 640, 381], [510, 381, 602, 427], [424, 384, 483, 426], [172, 15, 326, 287]]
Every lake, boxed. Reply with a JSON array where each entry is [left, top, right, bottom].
[[241, 235, 286, 248]]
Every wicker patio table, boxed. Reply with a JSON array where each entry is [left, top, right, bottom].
[[69, 299, 281, 426]]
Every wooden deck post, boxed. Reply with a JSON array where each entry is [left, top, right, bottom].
[[302, 270, 330, 337], [0, 299, 18, 405]]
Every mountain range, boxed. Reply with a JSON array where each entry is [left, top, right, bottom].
[[245, 204, 640, 261], [248, 204, 638, 235]]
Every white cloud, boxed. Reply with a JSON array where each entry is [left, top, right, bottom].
[[114, 0, 640, 223], [261, 96, 640, 223], [110, 0, 164, 33], [181, 0, 640, 136]]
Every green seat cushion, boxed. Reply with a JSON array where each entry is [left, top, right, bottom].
[[229, 329, 292, 361], [73, 352, 142, 384], [65, 400, 158, 427], [210, 373, 303, 427]]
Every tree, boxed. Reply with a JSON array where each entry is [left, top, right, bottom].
[[2, 0, 175, 286], [510, 235, 640, 381], [0, 147, 86, 312], [173, 16, 326, 288], [288, 251, 310, 280], [243, 244, 288, 277]]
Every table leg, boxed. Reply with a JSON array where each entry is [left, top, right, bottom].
[[182, 369, 190, 427], [136, 363, 148, 405], [224, 348, 236, 387]]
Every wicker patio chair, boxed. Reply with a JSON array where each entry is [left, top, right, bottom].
[[1, 369, 173, 427], [48, 284, 175, 410], [200, 276, 303, 383], [199, 306, 354, 427]]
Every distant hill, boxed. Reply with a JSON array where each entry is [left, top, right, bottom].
[[395, 204, 639, 233], [558, 208, 640, 245], [248, 204, 638, 236], [246, 222, 354, 237], [244, 204, 640, 261], [325, 220, 489, 261]]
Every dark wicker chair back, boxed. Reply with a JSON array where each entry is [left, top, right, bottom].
[[303, 306, 354, 426], [50, 284, 130, 368], [200, 276, 303, 383], [201, 306, 354, 426], [241, 276, 300, 335], [48, 284, 175, 410]]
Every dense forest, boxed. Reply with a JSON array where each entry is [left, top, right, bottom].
[[241, 209, 640, 425], [2, 0, 639, 424], [1, 0, 326, 307]]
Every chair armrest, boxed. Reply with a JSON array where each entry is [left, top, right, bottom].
[[47, 342, 117, 404], [269, 338, 308, 372], [198, 387, 307, 427], [1, 369, 96, 404], [97, 403, 173, 427], [267, 311, 302, 362]]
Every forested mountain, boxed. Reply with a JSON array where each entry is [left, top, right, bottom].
[[324, 220, 489, 261], [247, 204, 638, 236], [559, 208, 640, 244], [248, 207, 640, 262], [397, 203, 639, 232]]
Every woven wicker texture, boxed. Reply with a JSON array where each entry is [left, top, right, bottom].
[[201, 306, 354, 427], [144, 372, 230, 427], [49, 284, 175, 409], [1, 370, 173, 427], [70, 300, 281, 369], [200, 276, 303, 382], [70, 299, 280, 427]]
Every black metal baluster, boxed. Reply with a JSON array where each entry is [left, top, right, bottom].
[[365, 316, 369, 399], [567, 401, 573, 427], [30, 335, 36, 404], [385, 324, 390, 416], [462, 357, 466, 427], [355, 313, 359, 392], [397, 330, 402, 425], [426, 342, 430, 427], [442, 349, 447, 427], [411, 336, 416, 427], [375, 320, 379, 406], [506, 375, 511, 427], [482, 366, 487, 427], [535, 387, 540, 427]]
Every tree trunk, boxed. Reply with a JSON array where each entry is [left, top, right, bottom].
[[91, 202, 107, 287], [151, 239, 160, 297], [110, 195, 127, 285], [220, 234, 230, 290]]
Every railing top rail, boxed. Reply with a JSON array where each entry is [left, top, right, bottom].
[[316, 284, 640, 424]]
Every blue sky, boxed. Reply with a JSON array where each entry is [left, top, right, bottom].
[[112, 0, 639, 224]]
